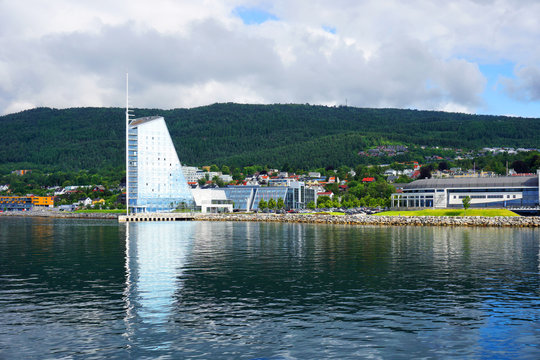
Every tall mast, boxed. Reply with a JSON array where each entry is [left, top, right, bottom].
[[125, 73, 129, 215]]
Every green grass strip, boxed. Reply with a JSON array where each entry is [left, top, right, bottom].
[[74, 209, 127, 214], [376, 209, 519, 217]]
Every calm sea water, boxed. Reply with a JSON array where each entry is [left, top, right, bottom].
[[0, 217, 539, 359]]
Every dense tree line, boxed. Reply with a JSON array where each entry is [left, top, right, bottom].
[[0, 104, 539, 172]]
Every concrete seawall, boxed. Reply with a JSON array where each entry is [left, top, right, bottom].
[[195, 213, 540, 227]]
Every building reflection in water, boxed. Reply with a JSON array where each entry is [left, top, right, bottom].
[[123, 221, 195, 350]]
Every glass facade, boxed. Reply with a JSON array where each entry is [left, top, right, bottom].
[[223, 187, 256, 210], [128, 116, 193, 213], [392, 180, 539, 209], [224, 184, 308, 211], [252, 188, 288, 209]]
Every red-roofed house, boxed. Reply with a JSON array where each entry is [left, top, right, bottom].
[[362, 177, 375, 183], [317, 191, 334, 199]]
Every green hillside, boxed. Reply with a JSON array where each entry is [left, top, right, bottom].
[[0, 103, 539, 171]]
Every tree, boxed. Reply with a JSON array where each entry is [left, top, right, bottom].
[[210, 164, 219, 172], [212, 176, 225, 188], [307, 201, 315, 209], [418, 166, 432, 179], [511, 160, 530, 174], [317, 195, 332, 208], [258, 199, 268, 211], [438, 161, 449, 171], [268, 198, 276, 209], [276, 198, 284, 210], [462, 196, 471, 215], [325, 183, 339, 195], [396, 175, 413, 183]]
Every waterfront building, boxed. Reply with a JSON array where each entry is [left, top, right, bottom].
[[127, 116, 193, 213], [0, 196, 54, 211], [223, 186, 256, 211], [191, 189, 233, 213], [391, 170, 540, 209], [223, 182, 314, 211], [252, 187, 288, 210]]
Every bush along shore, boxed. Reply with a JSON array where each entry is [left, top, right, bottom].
[[195, 213, 540, 227]]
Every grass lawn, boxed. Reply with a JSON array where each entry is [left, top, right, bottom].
[[75, 209, 127, 214], [376, 209, 519, 217]]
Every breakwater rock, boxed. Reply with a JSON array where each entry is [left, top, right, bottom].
[[195, 213, 540, 227]]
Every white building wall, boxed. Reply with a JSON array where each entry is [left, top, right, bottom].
[[447, 192, 522, 206], [191, 189, 233, 213]]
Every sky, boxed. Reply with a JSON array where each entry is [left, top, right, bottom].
[[1, 0, 539, 117]]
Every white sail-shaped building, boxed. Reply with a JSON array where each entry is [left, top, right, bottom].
[[127, 116, 193, 213]]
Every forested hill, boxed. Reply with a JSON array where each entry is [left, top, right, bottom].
[[0, 103, 539, 171]]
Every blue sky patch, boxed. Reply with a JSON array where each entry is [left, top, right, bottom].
[[323, 25, 336, 34], [233, 6, 279, 25], [477, 62, 540, 117]]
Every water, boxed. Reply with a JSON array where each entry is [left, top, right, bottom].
[[1, 217, 539, 359]]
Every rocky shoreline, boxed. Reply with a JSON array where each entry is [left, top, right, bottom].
[[2, 211, 540, 227], [195, 213, 540, 227], [0, 210, 119, 219]]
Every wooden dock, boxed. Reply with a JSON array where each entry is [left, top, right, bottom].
[[118, 213, 195, 222]]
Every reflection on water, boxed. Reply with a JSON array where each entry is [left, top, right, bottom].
[[124, 221, 195, 354], [0, 218, 539, 359]]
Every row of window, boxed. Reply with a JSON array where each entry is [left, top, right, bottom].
[[455, 195, 516, 199]]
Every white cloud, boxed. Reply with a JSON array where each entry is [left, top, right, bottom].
[[501, 65, 540, 102], [0, 0, 539, 115]]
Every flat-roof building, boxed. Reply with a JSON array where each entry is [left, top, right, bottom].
[[391, 171, 540, 209], [223, 182, 315, 211], [191, 189, 233, 213], [0, 196, 55, 211]]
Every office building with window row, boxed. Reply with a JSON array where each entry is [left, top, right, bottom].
[[224, 182, 315, 211], [391, 171, 540, 209]]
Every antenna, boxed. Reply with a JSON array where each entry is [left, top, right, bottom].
[[125, 73, 134, 215]]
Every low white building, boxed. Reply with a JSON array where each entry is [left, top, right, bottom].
[[391, 171, 540, 209], [182, 166, 205, 183], [219, 174, 233, 183], [191, 189, 233, 213], [82, 197, 93, 207]]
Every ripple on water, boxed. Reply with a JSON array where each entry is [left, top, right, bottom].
[[1, 219, 539, 359]]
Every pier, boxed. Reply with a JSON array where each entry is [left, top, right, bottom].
[[119, 213, 195, 222]]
